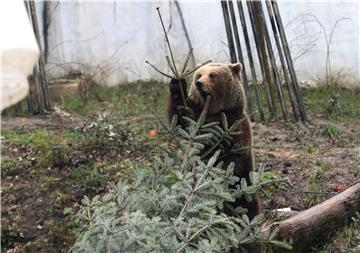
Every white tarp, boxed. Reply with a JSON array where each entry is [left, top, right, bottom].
[[0, 0, 39, 110]]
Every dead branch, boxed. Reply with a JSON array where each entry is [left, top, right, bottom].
[[156, 7, 178, 77], [145, 61, 174, 79], [181, 48, 193, 75]]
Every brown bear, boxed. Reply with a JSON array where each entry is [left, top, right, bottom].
[[167, 62, 261, 223]]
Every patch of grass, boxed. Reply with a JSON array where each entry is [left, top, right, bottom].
[[354, 157, 360, 178], [255, 153, 268, 165], [304, 144, 315, 154], [268, 143, 277, 152], [303, 84, 360, 124], [1, 224, 20, 249], [54, 191, 74, 208], [305, 184, 324, 207], [321, 123, 342, 140], [259, 170, 288, 200], [62, 81, 167, 116], [1, 156, 18, 177], [320, 123, 355, 147], [306, 160, 333, 206], [247, 82, 359, 123], [1, 128, 75, 171], [1, 81, 168, 118], [40, 175, 57, 188], [310, 160, 332, 183], [70, 165, 107, 191], [1, 128, 73, 153]]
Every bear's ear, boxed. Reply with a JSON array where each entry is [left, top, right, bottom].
[[229, 63, 242, 75]]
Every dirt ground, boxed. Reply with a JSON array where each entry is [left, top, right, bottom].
[[1, 111, 359, 252], [253, 120, 359, 210]]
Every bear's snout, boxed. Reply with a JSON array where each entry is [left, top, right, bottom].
[[195, 80, 204, 89], [195, 80, 211, 98]]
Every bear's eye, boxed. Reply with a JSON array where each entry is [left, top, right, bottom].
[[209, 73, 216, 79], [197, 74, 202, 79]]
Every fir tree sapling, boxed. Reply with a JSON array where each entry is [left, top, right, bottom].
[[72, 98, 291, 253]]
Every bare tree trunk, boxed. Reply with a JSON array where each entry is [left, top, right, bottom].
[[255, 1, 288, 121], [237, 0, 265, 122], [271, 183, 360, 253], [227, 0, 254, 121], [265, 1, 299, 121], [247, 1, 275, 119], [42, 1, 51, 63], [250, 1, 277, 118], [271, 0, 307, 121], [221, 0, 237, 63], [28, 0, 52, 112]]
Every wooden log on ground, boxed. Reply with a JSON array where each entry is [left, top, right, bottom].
[[272, 183, 360, 253]]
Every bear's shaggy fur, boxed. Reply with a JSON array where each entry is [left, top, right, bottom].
[[167, 63, 261, 220]]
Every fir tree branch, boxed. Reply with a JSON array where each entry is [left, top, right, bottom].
[[178, 151, 220, 218], [177, 217, 231, 252], [181, 96, 211, 172], [201, 113, 249, 159]]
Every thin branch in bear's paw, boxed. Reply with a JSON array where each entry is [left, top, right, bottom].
[[157, 7, 179, 77], [166, 56, 177, 76], [183, 60, 212, 77], [145, 60, 173, 79], [177, 80, 188, 108], [181, 48, 194, 75]]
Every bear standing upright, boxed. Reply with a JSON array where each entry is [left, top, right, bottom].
[[167, 62, 261, 220]]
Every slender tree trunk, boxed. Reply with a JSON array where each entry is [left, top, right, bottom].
[[250, 1, 277, 117], [28, 0, 52, 112], [237, 0, 265, 121], [42, 1, 51, 63], [271, 0, 307, 121], [247, 1, 275, 119]]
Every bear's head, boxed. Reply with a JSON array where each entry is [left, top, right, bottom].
[[188, 63, 246, 114]]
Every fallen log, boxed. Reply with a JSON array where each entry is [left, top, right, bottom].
[[271, 183, 360, 253]]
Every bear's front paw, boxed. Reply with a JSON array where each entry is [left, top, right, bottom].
[[169, 78, 187, 95]]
